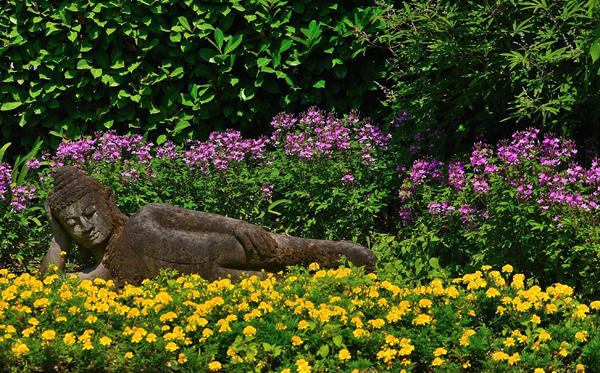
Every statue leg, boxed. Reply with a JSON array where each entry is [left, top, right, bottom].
[[265, 234, 376, 272]]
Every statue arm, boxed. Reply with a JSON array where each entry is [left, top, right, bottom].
[[150, 205, 278, 260], [40, 218, 72, 273], [198, 211, 277, 260]]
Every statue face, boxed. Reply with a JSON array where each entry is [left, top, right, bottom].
[[56, 192, 114, 249]]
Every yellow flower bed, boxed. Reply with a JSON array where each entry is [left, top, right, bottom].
[[0, 264, 599, 372]]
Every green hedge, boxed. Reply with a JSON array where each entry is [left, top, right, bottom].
[[371, 0, 600, 151], [0, 0, 389, 154]]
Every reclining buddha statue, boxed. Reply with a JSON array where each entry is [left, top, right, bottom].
[[40, 166, 376, 285]]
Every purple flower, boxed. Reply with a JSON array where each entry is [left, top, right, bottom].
[[156, 141, 179, 160], [448, 161, 466, 190], [409, 157, 444, 184], [260, 183, 274, 199], [398, 207, 414, 226], [341, 174, 355, 185], [0, 163, 11, 201], [10, 184, 36, 212], [26, 158, 41, 169]]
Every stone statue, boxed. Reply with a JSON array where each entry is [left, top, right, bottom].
[[40, 166, 376, 285]]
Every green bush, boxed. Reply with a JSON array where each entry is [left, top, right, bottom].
[[0, 0, 390, 156], [380, 128, 600, 297], [370, 0, 600, 151], [1, 108, 395, 269]]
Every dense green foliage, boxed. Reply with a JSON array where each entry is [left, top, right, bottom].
[[370, 0, 600, 152], [0, 0, 389, 156]]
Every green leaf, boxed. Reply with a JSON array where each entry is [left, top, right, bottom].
[[64, 70, 77, 79], [95, 50, 110, 69], [429, 257, 441, 270], [157, 134, 167, 145], [257, 57, 271, 68], [170, 67, 184, 77], [317, 345, 330, 358], [214, 28, 224, 52], [1, 102, 22, 111], [173, 120, 191, 135], [0, 143, 11, 163], [77, 59, 92, 69], [332, 335, 343, 347], [313, 80, 325, 88], [591, 39, 600, 63], [178, 16, 191, 32], [91, 68, 103, 78], [280, 39, 293, 53], [224, 34, 243, 54], [268, 199, 289, 214]]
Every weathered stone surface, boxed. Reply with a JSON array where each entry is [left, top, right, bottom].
[[40, 166, 377, 285]]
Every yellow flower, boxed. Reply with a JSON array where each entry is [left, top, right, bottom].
[[243, 326, 256, 336], [308, 263, 320, 271], [165, 342, 179, 352], [208, 361, 222, 371], [418, 299, 432, 308], [339, 348, 351, 361], [12, 342, 29, 356], [507, 352, 520, 365], [63, 333, 76, 345], [292, 335, 303, 346], [85, 315, 97, 324], [82, 341, 93, 350], [463, 361, 471, 368], [41, 330, 56, 341], [433, 347, 447, 356], [485, 288, 500, 298], [502, 264, 513, 273], [412, 313, 431, 325], [496, 306, 506, 315], [178, 353, 187, 363], [530, 314, 541, 323], [539, 330, 551, 342], [160, 311, 178, 323], [591, 301, 600, 310], [482, 265, 492, 271], [492, 351, 508, 361], [296, 358, 311, 373], [298, 320, 309, 330], [368, 318, 385, 329], [146, 333, 157, 343], [100, 336, 112, 346], [576, 364, 586, 372], [534, 369, 545, 373], [28, 317, 39, 326], [432, 357, 444, 366], [575, 331, 588, 342], [504, 337, 515, 347]]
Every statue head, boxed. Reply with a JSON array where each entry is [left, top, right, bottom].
[[45, 166, 127, 250]]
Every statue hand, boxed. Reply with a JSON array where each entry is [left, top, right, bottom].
[[234, 224, 277, 260]]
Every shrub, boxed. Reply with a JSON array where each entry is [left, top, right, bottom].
[[0, 0, 390, 156], [4, 108, 395, 268], [370, 0, 600, 152], [0, 265, 599, 372], [388, 128, 600, 296]]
